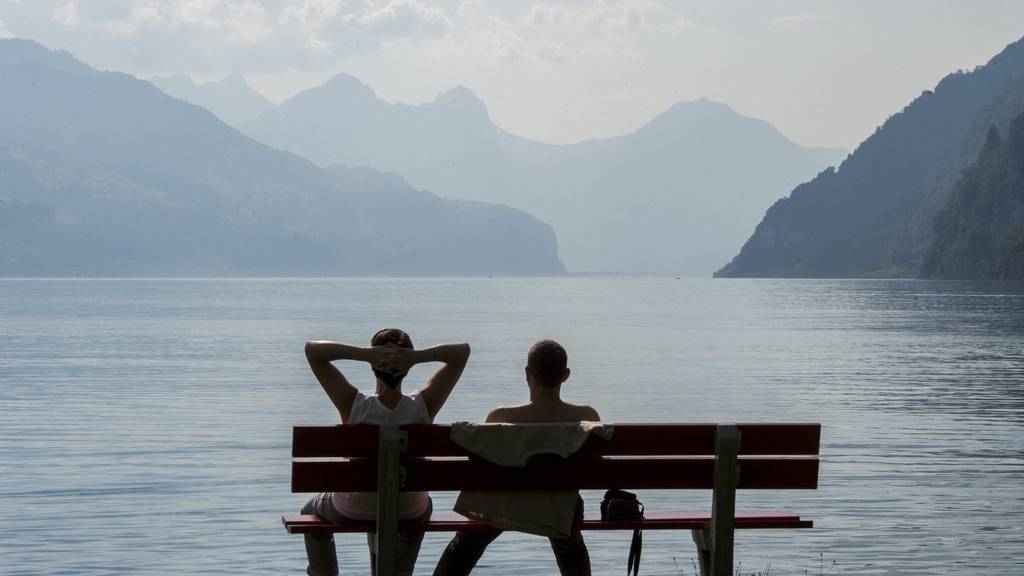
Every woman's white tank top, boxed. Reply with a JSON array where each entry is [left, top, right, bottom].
[[330, 391, 431, 520]]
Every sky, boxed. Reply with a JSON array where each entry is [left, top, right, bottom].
[[1, 1, 1023, 149]]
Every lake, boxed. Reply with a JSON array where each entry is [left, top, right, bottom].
[[1, 277, 1022, 575]]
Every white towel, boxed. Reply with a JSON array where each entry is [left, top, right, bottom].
[[450, 422, 614, 537]]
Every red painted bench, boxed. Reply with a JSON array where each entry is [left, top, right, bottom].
[[283, 423, 820, 576]]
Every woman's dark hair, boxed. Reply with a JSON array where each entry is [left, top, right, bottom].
[[371, 328, 413, 388]]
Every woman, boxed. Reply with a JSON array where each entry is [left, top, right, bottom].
[[302, 328, 470, 576]]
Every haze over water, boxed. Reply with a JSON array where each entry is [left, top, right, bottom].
[[1, 277, 1022, 575]]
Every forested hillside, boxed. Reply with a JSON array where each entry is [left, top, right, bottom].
[[923, 117, 1024, 280], [718, 37, 1024, 278]]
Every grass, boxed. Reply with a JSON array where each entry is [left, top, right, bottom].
[[670, 552, 837, 575]]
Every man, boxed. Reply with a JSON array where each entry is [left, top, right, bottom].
[[433, 339, 599, 576], [302, 329, 470, 576]]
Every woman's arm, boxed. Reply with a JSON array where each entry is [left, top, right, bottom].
[[413, 343, 471, 420], [304, 341, 378, 422]]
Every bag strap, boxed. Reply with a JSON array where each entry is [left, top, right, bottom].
[[626, 528, 642, 576]]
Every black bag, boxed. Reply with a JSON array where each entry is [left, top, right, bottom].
[[600, 489, 644, 576]]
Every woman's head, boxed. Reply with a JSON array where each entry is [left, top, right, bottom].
[[371, 328, 413, 388]]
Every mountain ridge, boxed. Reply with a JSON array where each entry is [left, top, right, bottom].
[[717, 36, 1024, 278], [243, 77, 847, 274], [149, 72, 276, 128], [0, 40, 565, 277]]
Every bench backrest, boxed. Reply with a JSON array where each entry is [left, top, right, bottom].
[[290, 423, 820, 493]]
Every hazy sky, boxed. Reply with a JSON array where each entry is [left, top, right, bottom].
[[2, 1, 1022, 148]]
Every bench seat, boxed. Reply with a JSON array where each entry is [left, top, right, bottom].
[[282, 510, 812, 534]]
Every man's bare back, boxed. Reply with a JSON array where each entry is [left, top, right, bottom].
[[485, 339, 600, 424], [431, 339, 598, 576], [486, 400, 599, 423]]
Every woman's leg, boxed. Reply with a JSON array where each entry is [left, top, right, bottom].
[[302, 493, 349, 576]]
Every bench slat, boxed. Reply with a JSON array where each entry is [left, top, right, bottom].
[[292, 424, 820, 458], [291, 456, 818, 492], [281, 510, 813, 534]]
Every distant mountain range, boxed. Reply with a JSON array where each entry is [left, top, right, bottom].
[[0, 39, 564, 276], [239, 75, 846, 274], [149, 73, 275, 128], [717, 37, 1024, 278]]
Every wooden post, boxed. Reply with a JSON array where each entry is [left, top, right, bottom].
[[691, 528, 712, 576], [709, 424, 740, 576], [374, 424, 404, 576]]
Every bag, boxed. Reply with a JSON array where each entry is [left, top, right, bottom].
[[600, 489, 644, 576]]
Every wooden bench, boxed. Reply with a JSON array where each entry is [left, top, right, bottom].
[[283, 423, 820, 576]]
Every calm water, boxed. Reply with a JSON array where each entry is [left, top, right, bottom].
[[1, 278, 1023, 576]]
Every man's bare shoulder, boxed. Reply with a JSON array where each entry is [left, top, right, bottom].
[[486, 403, 534, 423], [485, 405, 523, 423], [487, 401, 600, 423], [564, 402, 601, 422]]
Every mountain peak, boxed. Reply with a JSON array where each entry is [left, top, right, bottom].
[[668, 97, 736, 116], [323, 72, 377, 100], [435, 85, 483, 105], [432, 84, 489, 118], [220, 72, 251, 88]]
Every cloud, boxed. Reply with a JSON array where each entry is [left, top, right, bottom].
[[525, 0, 679, 35], [280, 0, 451, 55], [0, 18, 12, 39], [14, 0, 453, 72], [358, 0, 451, 36], [52, 1, 80, 27], [6, 0, 693, 86], [769, 13, 833, 27]]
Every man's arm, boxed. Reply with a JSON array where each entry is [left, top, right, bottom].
[[304, 341, 377, 422], [414, 343, 471, 420]]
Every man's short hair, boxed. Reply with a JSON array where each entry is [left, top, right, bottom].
[[527, 339, 568, 388], [371, 328, 413, 388]]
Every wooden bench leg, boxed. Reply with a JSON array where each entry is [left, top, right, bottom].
[[375, 424, 405, 576], [691, 528, 712, 576], [710, 424, 739, 576]]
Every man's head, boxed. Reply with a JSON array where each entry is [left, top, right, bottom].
[[526, 339, 570, 388], [371, 328, 413, 388]]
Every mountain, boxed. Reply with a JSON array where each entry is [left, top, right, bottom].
[[243, 77, 846, 274], [717, 37, 1024, 278], [0, 40, 564, 276], [149, 73, 275, 127], [0, 37, 93, 73], [922, 116, 1024, 280]]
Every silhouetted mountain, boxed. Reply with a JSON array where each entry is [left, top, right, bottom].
[[717, 37, 1024, 278], [244, 78, 846, 274], [150, 73, 275, 127], [0, 40, 564, 276], [922, 115, 1024, 280], [0, 37, 93, 73]]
